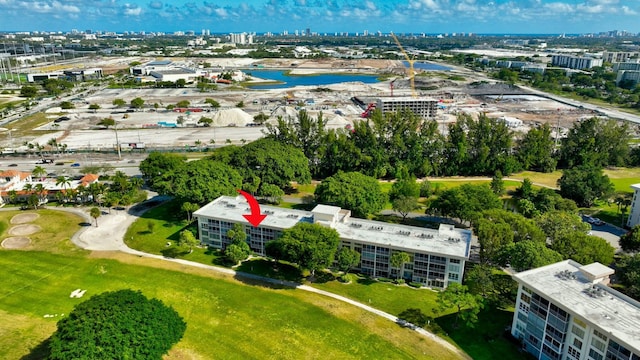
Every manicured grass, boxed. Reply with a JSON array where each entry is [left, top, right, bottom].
[[0, 250, 462, 360], [123, 200, 227, 265], [507, 171, 562, 188], [604, 167, 640, 193], [312, 274, 527, 360], [0, 209, 86, 254], [6, 112, 56, 137]]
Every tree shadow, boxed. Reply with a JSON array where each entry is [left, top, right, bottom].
[[309, 270, 336, 284], [356, 276, 377, 285], [161, 246, 190, 258], [20, 337, 51, 360], [78, 222, 92, 227], [235, 259, 304, 283]]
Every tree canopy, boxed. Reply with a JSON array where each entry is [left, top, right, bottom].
[[49, 289, 186, 360], [430, 184, 502, 223], [558, 165, 614, 207], [498, 240, 563, 272], [139, 152, 187, 189], [620, 225, 640, 253], [168, 160, 242, 204], [266, 222, 340, 276], [314, 171, 387, 218]]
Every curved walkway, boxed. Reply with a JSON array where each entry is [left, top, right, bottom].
[[46, 198, 468, 359]]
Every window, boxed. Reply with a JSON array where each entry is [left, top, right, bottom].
[[591, 338, 606, 353], [593, 330, 607, 342], [567, 346, 581, 359], [521, 293, 531, 304], [448, 273, 459, 281], [449, 258, 460, 264], [573, 338, 583, 349], [588, 349, 603, 360]]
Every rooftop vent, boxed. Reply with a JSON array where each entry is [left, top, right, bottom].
[[398, 230, 411, 236], [369, 226, 383, 231], [418, 233, 434, 239], [584, 286, 607, 298], [264, 210, 274, 215], [225, 204, 236, 208], [556, 270, 577, 280], [287, 214, 299, 219], [350, 223, 363, 228]]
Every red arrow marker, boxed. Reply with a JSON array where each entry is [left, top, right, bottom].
[[237, 189, 267, 227]]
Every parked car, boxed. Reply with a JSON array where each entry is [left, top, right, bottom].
[[591, 218, 605, 226], [55, 162, 64, 166], [36, 159, 54, 164], [8, 163, 18, 167], [70, 163, 80, 167]]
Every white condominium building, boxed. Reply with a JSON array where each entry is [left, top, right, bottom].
[[627, 184, 640, 228], [375, 97, 439, 118], [194, 195, 472, 288], [511, 260, 640, 360]]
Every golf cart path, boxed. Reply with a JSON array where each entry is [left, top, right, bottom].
[[65, 201, 469, 359]]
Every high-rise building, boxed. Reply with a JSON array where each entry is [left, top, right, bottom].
[[511, 260, 640, 360], [627, 184, 640, 228]]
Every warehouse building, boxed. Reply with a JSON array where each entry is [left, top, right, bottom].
[[194, 195, 471, 288], [510, 260, 640, 360]]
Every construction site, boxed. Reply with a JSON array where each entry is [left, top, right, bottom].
[[0, 52, 619, 152]]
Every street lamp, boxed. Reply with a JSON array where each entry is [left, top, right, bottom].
[[114, 119, 121, 160]]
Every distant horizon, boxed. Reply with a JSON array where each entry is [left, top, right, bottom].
[[0, 0, 639, 36]]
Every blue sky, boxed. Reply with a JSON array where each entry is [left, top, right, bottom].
[[0, 0, 639, 34]]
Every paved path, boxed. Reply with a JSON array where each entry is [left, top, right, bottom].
[[51, 198, 469, 359]]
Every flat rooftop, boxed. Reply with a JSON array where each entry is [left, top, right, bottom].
[[194, 196, 471, 259], [377, 96, 438, 102], [514, 260, 640, 351]]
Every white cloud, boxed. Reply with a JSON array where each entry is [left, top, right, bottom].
[[214, 8, 228, 17], [124, 7, 142, 16]]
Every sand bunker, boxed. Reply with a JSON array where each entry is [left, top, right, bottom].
[[10, 213, 40, 224], [1, 237, 31, 249], [8, 224, 41, 236]]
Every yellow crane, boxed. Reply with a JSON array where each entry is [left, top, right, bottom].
[[390, 32, 417, 98]]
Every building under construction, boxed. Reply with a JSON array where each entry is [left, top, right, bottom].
[[375, 97, 438, 118]]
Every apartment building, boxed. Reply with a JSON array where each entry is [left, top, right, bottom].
[[193, 196, 471, 288], [602, 51, 639, 63], [375, 97, 438, 118], [551, 55, 603, 70], [511, 260, 640, 360], [627, 184, 640, 228]]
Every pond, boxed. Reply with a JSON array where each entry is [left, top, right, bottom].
[[245, 70, 381, 89], [403, 61, 452, 71]]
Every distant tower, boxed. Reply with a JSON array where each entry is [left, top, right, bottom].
[[305, 28, 310, 36]]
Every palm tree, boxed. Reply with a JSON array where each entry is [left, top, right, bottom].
[[8, 190, 17, 204], [90, 207, 101, 227], [128, 177, 144, 190], [32, 166, 46, 181], [55, 176, 71, 202], [34, 183, 47, 204], [390, 252, 411, 281]]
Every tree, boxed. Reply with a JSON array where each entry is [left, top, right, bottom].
[[465, 264, 495, 298], [48, 289, 186, 360], [617, 254, 640, 299], [390, 251, 411, 280], [88, 103, 100, 113], [437, 283, 484, 328], [60, 101, 74, 109], [176, 79, 187, 88], [236, 100, 244, 108], [558, 117, 630, 168], [517, 123, 557, 172], [515, 178, 534, 201], [139, 152, 187, 189], [179, 230, 199, 253], [56, 176, 71, 202], [253, 112, 269, 124], [620, 225, 640, 252], [112, 98, 126, 108], [20, 85, 38, 98], [205, 98, 220, 108], [97, 117, 116, 129], [198, 116, 213, 127], [558, 165, 614, 207], [32, 165, 46, 180], [398, 308, 429, 328], [130, 97, 145, 109], [314, 171, 387, 218], [490, 170, 504, 195], [228, 138, 311, 191], [176, 100, 190, 108], [536, 211, 591, 244], [258, 183, 284, 204], [225, 223, 250, 263], [388, 170, 420, 201], [430, 184, 502, 223], [552, 232, 615, 265], [336, 247, 360, 273], [266, 222, 340, 276], [90, 207, 101, 227], [181, 202, 199, 222], [167, 160, 242, 204], [498, 240, 563, 272], [392, 196, 419, 222]]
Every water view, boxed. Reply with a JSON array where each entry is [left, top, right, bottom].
[[245, 70, 381, 89], [403, 61, 452, 71]]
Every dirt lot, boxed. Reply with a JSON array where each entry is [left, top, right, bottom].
[[3, 56, 601, 150]]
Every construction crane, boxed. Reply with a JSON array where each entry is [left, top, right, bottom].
[[390, 78, 396, 97], [390, 32, 417, 98]]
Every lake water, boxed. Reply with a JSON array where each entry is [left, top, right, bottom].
[[403, 61, 452, 71], [246, 70, 380, 89]]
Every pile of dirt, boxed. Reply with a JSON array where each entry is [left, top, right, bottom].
[[212, 108, 253, 127]]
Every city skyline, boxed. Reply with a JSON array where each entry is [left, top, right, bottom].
[[0, 0, 639, 35]]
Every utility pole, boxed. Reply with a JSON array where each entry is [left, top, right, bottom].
[[554, 108, 561, 149], [114, 120, 121, 160]]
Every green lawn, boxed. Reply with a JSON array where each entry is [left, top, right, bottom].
[[0, 250, 462, 360]]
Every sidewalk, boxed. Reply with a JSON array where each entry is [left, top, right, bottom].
[[64, 200, 469, 359]]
